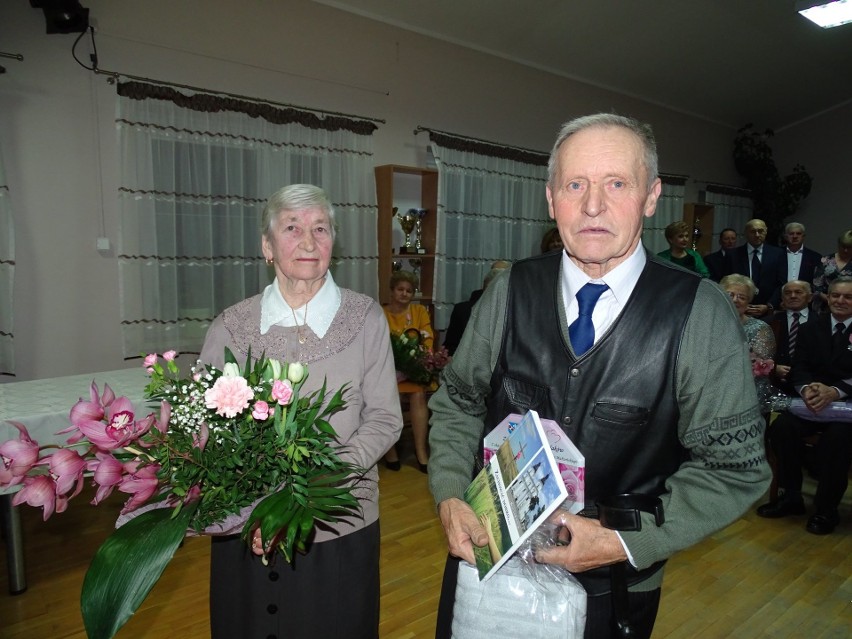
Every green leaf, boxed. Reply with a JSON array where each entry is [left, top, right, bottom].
[[81, 502, 197, 639]]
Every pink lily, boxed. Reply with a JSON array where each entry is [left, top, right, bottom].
[[61, 381, 118, 444], [45, 448, 87, 497], [118, 462, 161, 514], [0, 421, 41, 487], [12, 475, 59, 521], [89, 452, 126, 505], [68, 396, 154, 451]]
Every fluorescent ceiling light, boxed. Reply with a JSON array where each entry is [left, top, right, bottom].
[[797, 0, 852, 28]]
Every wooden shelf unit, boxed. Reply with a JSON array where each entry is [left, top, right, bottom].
[[375, 165, 439, 306]]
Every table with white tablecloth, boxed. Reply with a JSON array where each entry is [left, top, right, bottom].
[[0, 367, 150, 594]]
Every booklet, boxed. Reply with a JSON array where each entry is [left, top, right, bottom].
[[484, 412, 585, 515], [464, 409, 577, 581]]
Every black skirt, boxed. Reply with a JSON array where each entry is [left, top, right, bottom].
[[209, 521, 380, 639]]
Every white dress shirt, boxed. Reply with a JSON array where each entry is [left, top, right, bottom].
[[786, 247, 802, 282], [561, 243, 646, 346]]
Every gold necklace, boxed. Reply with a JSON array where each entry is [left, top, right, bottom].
[[291, 300, 309, 344]]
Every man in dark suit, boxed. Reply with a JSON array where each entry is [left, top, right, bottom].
[[703, 227, 737, 282], [757, 276, 852, 534], [783, 222, 822, 286], [769, 280, 813, 396], [731, 218, 787, 318]]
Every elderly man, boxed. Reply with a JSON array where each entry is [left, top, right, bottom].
[[731, 219, 787, 317], [783, 222, 822, 286], [428, 113, 769, 639], [770, 280, 813, 395], [703, 227, 737, 282], [757, 277, 852, 534]]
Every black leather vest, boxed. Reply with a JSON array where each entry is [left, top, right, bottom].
[[485, 251, 700, 594]]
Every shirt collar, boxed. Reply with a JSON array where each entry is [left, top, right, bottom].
[[786, 246, 802, 255], [561, 242, 646, 305], [260, 273, 341, 337], [788, 308, 808, 320]]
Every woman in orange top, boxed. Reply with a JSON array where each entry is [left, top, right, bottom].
[[383, 270, 432, 473]]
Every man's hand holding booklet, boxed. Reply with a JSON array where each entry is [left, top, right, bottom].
[[464, 409, 585, 580]]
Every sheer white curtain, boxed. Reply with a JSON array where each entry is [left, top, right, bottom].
[[117, 82, 379, 358], [642, 179, 686, 254], [702, 187, 753, 244], [429, 140, 550, 331], [0, 143, 14, 376]]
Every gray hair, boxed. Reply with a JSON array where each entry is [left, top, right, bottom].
[[829, 275, 852, 292], [261, 184, 336, 241], [785, 222, 805, 234], [720, 273, 759, 302], [547, 113, 659, 190]]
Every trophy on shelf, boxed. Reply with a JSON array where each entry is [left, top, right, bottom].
[[391, 259, 402, 273], [408, 258, 422, 298], [414, 208, 428, 254], [394, 208, 419, 254]]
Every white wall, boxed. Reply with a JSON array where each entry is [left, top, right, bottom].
[[0, 0, 830, 379], [775, 102, 852, 254]]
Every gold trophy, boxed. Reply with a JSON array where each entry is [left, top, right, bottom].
[[394, 208, 419, 254]]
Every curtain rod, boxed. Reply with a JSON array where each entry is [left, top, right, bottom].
[[0, 52, 24, 62], [414, 126, 548, 157], [96, 67, 385, 125]]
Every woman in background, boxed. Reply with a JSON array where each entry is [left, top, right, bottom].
[[721, 274, 777, 413], [657, 220, 710, 278], [200, 184, 401, 639], [540, 226, 564, 253], [383, 269, 433, 473], [812, 229, 852, 314]]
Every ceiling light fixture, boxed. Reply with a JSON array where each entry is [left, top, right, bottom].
[[797, 0, 852, 28]]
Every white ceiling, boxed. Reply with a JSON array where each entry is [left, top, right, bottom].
[[315, 0, 852, 131]]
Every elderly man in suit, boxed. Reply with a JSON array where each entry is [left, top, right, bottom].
[[704, 227, 737, 282], [757, 276, 852, 534], [783, 222, 822, 286], [731, 218, 787, 318], [769, 280, 813, 395]]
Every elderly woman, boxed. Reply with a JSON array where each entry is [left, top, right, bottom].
[[720, 274, 777, 412], [199, 184, 402, 639], [812, 229, 852, 314], [657, 220, 710, 277], [383, 269, 433, 473]]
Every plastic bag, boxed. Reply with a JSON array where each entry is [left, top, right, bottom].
[[788, 398, 852, 422], [451, 528, 586, 639]]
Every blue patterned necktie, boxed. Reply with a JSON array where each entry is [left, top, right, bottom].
[[569, 283, 609, 355]]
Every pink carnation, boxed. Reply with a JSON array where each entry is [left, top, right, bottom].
[[271, 379, 294, 406], [143, 353, 158, 368], [204, 376, 254, 418], [163, 350, 177, 361]]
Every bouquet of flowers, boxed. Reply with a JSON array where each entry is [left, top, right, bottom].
[[389, 328, 449, 386], [0, 348, 360, 639]]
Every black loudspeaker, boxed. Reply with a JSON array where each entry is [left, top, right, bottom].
[[30, 0, 90, 34]]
